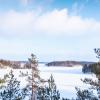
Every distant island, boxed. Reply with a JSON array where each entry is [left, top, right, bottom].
[[0, 59, 96, 68], [46, 61, 95, 67]]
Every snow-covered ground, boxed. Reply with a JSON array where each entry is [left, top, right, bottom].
[[0, 64, 97, 99], [38, 64, 96, 99]]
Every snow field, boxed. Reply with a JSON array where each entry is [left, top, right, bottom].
[[0, 64, 97, 99]]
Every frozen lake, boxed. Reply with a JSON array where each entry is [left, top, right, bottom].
[[0, 64, 97, 99], [38, 64, 96, 99]]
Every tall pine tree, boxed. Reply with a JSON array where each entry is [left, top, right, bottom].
[[25, 54, 41, 100]]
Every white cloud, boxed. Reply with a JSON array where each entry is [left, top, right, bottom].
[[0, 10, 37, 36], [0, 9, 100, 37]]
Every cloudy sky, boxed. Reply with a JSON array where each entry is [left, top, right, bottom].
[[0, 0, 100, 61]]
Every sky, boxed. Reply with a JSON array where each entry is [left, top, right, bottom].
[[0, 0, 100, 62]]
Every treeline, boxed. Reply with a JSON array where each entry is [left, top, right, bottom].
[[46, 61, 94, 67], [46, 61, 81, 67], [0, 59, 20, 68], [0, 59, 37, 69], [82, 62, 100, 74]]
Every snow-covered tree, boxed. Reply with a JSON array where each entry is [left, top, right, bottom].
[[0, 70, 27, 100], [94, 48, 100, 62], [37, 75, 60, 100], [75, 87, 98, 100], [24, 54, 41, 100], [73, 49, 100, 100]]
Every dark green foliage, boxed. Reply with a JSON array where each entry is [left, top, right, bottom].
[[90, 62, 100, 75], [75, 62, 100, 100], [37, 75, 60, 100], [75, 66, 100, 100], [82, 62, 100, 75], [82, 78, 100, 99], [0, 70, 28, 100], [72, 49, 100, 100], [82, 64, 92, 73], [94, 48, 100, 61], [75, 87, 98, 100]]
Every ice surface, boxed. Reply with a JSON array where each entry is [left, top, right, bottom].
[[38, 64, 96, 99], [0, 64, 97, 99]]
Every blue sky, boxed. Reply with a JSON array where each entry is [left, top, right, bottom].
[[0, 0, 100, 61]]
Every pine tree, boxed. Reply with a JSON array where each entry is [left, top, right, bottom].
[[25, 54, 40, 100], [37, 75, 60, 100], [82, 64, 88, 73], [94, 48, 100, 62], [75, 87, 98, 100], [0, 70, 27, 100], [47, 74, 60, 100], [74, 49, 100, 100]]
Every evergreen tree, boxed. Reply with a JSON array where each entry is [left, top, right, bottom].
[[82, 64, 92, 73], [75, 87, 98, 100], [37, 75, 60, 100], [24, 54, 40, 100], [94, 48, 100, 62], [74, 49, 100, 100], [0, 70, 27, 100], [82, 64, 88, 73]]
